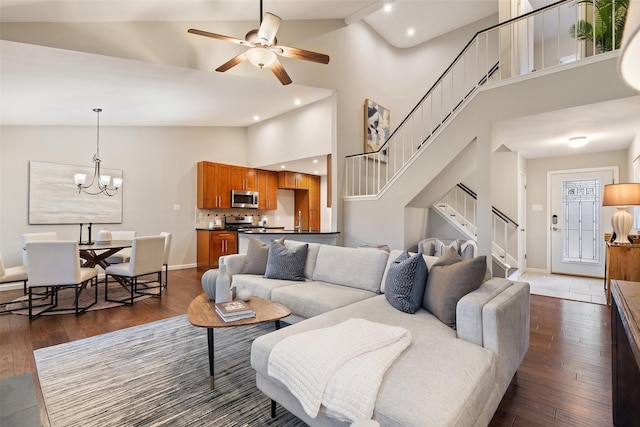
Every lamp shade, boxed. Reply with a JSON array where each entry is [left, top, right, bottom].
[[602, 183, 640, 206], [619, 0, 640, 90]]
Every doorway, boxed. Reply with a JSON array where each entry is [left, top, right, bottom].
[[549, 168, 616, 278]]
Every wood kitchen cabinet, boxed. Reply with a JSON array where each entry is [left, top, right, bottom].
[[278, 171, 309, 190], [605, 242, 640, 305], [257, 169, 278, 210], [197, 161, 231, 209], [197, 230, 237, 270], [308, 175, 320, 231], [231, 166, 257, 191]]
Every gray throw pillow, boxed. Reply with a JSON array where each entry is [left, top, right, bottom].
[[384, 252, 427, 314], [241, 236, 284, 275], [423, 249, 487, 328], [264, 240, 308, 281]]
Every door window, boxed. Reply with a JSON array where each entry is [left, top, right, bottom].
[[562, 179, 600, 264]]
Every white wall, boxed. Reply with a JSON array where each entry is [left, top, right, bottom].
[[247, 97, 333, 168], [0, 125, 247, 266]]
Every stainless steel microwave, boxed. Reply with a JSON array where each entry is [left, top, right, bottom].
[[231, 190, 259, 209]]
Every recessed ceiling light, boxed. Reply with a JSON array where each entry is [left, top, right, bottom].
[[383, 3, 393, 13], [280, 165, 286, 169], [407, 28, 415, 37], [294, 98, 301, 105], [314, 170, 319, 175], [568, 136, 588, 148], [313, 159, 318, 163], [253, 115, 260, 121]]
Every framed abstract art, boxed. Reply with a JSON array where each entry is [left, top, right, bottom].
[[364, 99, 390, 162]]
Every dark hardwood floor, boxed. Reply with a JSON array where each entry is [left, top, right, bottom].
[[0, 268, 613, 426]]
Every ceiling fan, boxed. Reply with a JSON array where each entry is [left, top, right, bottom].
[[188, 0, 330, 85]]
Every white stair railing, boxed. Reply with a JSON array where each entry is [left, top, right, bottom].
[[345, 0, 624, 198], [434, 184, 519, 271]]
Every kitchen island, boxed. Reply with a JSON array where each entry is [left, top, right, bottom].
[[237, 230, 340, 253]]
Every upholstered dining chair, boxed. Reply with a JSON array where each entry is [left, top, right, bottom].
[[25, 240, 99, 320], [160, 232, 172, 288], [104, 235, 165, 305], [105, 230, 136, 264], [0, 253, 28, 294], [21, 232, 58, 266]]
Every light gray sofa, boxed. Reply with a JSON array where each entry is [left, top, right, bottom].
[[219, 241, 530, 427]]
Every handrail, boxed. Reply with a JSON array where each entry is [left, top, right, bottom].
[[457, 183, 518, 227], [345, 0, 623, 197], [346, 0, 569, 160]]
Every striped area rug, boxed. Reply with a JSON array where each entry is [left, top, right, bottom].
[[34, 315, 305, 427]]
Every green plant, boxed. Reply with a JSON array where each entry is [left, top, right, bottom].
[[569, 0, 629, 53]]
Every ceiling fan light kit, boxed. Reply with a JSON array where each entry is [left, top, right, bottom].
[[246, 47, 277, 68], [188, 1, 329, 85]]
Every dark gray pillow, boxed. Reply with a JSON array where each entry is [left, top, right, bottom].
[[264, 241, 308, 281], [240, 236, 284, 275], [423, 250, 487, 328], [384, 252, 427, 314]]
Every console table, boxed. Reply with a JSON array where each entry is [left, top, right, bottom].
[[605, 242, 640, 305], [611, 280, 640, 426]]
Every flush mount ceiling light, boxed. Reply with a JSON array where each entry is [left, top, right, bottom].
[[619, 0, 640, 90], [74, 108, 122, 197], [568, 136, 588, 148]]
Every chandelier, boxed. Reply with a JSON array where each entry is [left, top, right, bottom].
[[74, 108, 122, 196]]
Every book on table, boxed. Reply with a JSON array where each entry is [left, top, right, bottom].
[[215, 300, 255, 322]]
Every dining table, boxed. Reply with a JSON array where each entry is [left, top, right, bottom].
[[78, 240, 132, 270]]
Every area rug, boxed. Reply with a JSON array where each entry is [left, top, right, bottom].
[[34, 315, 304, 426], [5, 282, 159, 316], [0, 372, 42, 426]]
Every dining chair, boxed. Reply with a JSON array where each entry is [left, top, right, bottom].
[[21, 232, 58, 266], [25, 240, 99, 320], [160, 232, 172, 288], [104, 235, 165, 305], [105, 230, 136, 264], [0, 252, 28, 294]]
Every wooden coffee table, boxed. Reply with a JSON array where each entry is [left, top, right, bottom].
[[187, 293, 291, 389]]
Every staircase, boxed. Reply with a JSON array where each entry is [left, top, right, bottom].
[[433, 184, 519, 278], [342, 0, 628, 257]]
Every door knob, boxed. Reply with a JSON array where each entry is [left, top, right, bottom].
[[552, 227, 561, 232]]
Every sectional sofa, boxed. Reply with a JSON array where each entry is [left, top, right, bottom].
[[219, 239, 530, 426]]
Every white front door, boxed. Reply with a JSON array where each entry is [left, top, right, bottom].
[[550, 168, 615, 277]]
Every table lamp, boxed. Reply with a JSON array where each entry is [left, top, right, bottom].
[[603, 183, 640, 244]]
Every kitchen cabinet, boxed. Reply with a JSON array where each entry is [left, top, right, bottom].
[[605, 242, 640, 304], [257, 169, 278, 210], [278, 171, 308, 190], [197, 230, 237, 270], [197, 161, 231, 209], [231, 166, 257, 191], [308, 175, 320, 231]]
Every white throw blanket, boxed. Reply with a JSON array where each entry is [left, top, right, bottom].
[[267, 318, 412, 422]]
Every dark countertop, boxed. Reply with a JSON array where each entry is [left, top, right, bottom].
[[238, 230, 340, 235]]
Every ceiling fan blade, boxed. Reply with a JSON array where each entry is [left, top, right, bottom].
[[276, 45, 330, 64], [215, 53, 247, 72], [269, 59, 292, 85], [188, 28, 247, 46], [258, 12, 281, 45]]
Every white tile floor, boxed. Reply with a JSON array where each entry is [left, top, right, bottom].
[[520, 271, 607, 305]]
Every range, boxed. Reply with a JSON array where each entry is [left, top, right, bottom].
[[224, 215, 265, 232]]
